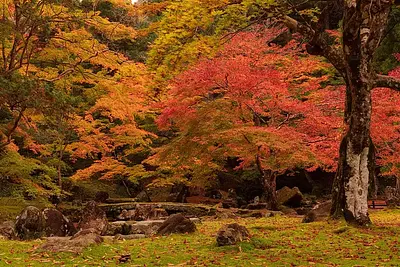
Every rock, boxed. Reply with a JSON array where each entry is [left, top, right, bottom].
[[117, 209, 136, 220], [95, 191, 109, 203], [0, 221, 17, 240], [78, 201, 108, 234], [280, 207, 298, 216], [133, 205, 153, 221], [105, 221, 132, 236], [133, 205, 169, 221], [40, 229, 103, 253], [302, 200, 332, 223], [15, 206, 45, 240], [132, 220, 164, 236], [295, 207, 311, 215], [100, 202, 216, 219], [105, 220, 164, 236], [42, 208, 76, 237], [157, 214, 196, 235], [216, 223, 250, 246], [277, 186, 303, 207], [302, 211, 317, 223], [385, 186, 400, 207]]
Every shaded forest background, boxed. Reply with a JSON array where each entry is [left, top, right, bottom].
[[1, 0, 400, 206]]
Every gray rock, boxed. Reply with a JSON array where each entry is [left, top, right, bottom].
[[157, 214, 196, 235], [302, 200, 332, 223], [216, 223, 250, 246], [43, 208, 76, 237], [0, 221, 17, 240], [277, 186, 303, 207], [15, 206, 45, 240], [40, 228, 103, 253], [78, 201, 108, 234], [117, 209, 135, 220]]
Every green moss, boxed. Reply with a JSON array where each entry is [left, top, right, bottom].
[[0, 209, 398, 266]]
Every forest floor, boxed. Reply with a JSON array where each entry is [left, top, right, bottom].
[[0, 209, 398, 267]]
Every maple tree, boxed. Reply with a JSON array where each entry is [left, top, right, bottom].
[[149, 28, 343, 209]]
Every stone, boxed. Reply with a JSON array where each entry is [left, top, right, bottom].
[[105, 220, 164, 236], [78, 201, 108, 234], [15, 206, 45, 240], [105, 221, 132, 236], [295, 207, 311, 215], [117, 209, 136, 220], [133, 220, 164, 236], [157, 214, 197, 235], [40, 229, 103, 253], [277, 186, 303, 207], [216, 223, 250, 246], [133, 205, 153, 221], [302, 200, 332, 223], [302, 211, 317, 223], [95, 191, 109, 203], [0, 221, 17, 240], [151, 208, 169, 219], [133, 205, 169, 221], [42, 208, 76, 237]]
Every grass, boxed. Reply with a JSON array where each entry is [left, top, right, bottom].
[[0, 198, 51, 222], [0, 209, 399, 266]]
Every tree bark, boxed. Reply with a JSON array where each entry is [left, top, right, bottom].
[[256, 147, 278, 210], [330, 0, 395, 226]]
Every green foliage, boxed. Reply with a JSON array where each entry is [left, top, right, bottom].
[[0, 151, 60, 199], [373, 6, 400, 74]]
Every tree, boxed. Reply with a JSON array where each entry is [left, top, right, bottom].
[[235, 0, 400, 225], [149, 29, 343, 209]]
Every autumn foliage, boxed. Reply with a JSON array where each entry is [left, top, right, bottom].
[[149, 27, 400, 187]]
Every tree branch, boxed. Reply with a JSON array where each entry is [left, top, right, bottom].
[[374, 74, 400, 91], [281, 15, 347, 76]]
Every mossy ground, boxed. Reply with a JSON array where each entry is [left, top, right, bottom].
[[0, 209, 399, 266]]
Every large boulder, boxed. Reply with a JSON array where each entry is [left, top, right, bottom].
[[43, 208, 76, 237], [216, 223, 250, 246], [302, 200, 332, 223], [0, 221, 17, 240], [277, 186, 303, 207], [156, 214, 196, 235], [78, 201, 108, 234], [15, 206, 45, 240]]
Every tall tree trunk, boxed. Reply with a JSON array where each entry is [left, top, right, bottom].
[[331, 83, 375, 225], [330, 0, 394, 226]]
